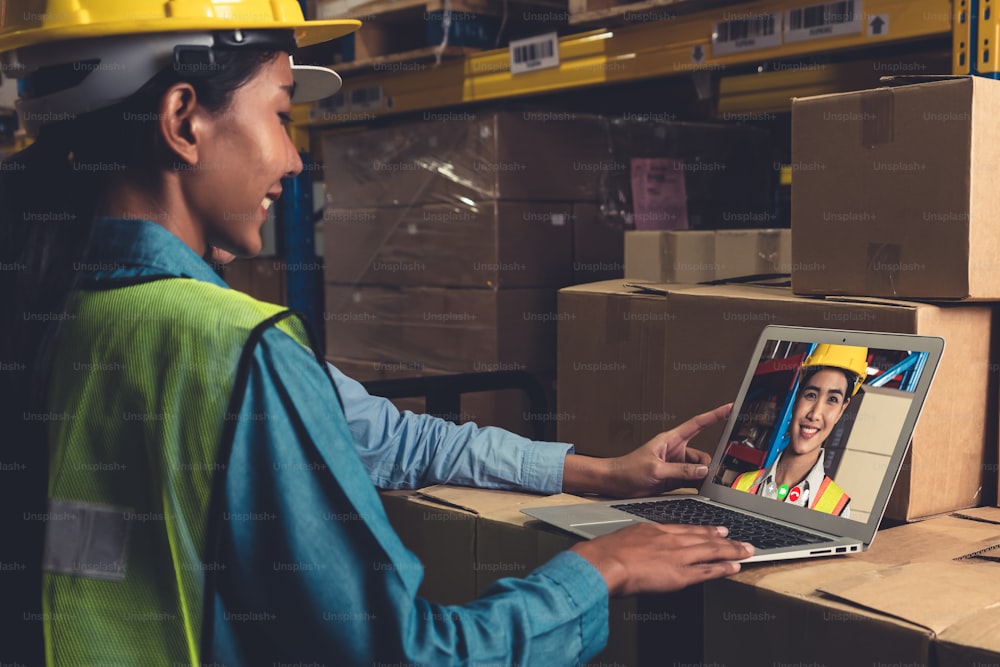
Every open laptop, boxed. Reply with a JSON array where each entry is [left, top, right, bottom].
[[523, 326, 944, 562]]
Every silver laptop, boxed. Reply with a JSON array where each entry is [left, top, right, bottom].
[[524, 326, 944, 563]]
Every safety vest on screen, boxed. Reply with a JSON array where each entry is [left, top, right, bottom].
[[730, 469, 850, 516], [42, 276, 321, 666]]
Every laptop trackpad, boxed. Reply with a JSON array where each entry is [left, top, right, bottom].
[[523, 504, 638, 538], [559, 505, 637, 536]]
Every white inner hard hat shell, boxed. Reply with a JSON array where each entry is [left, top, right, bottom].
[[3, 33, 341, 137]]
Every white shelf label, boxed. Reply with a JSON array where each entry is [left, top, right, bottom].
[[347, 85, 383, 112], [712, 12, 782, 56], [510, 32, 559, 74], [784, 0, 863, 43]]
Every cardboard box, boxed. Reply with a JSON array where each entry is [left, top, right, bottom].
[[715, 228, 792, 277], [571, 202, 626, 284], [330, 355, 558, 439], [791, 76, 1000, 300], [624, 230, 716, 283], [381, 485, 706, 666], [322, 202, 574, 289], [321, 111, 609, 207], [324, 285, 557, 374], [556, 281, 671, 452], [658, 283, 994, 521], [704, 507, 1000, 667], [556, 281, 993, 521], [379, 489, 478, 605], [624, 229, 791, 283], [936, 606, 1000, 667]]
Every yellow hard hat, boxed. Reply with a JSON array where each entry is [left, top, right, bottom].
[[0, 0, 361, 137], [0, 0, 360, 52], [801, 344, 869, 396]]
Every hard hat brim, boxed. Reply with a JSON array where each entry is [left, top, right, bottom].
[[292, 62, 342, 102], [0, 19, 361, 54]]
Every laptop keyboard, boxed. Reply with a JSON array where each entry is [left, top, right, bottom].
[[610, 498, 833, 550]]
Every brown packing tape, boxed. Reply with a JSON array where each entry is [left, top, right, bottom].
[[861, 88, 895, 147]]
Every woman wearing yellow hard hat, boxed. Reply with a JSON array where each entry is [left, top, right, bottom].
[[731, 344, 869, 518], [0, 1, 751, 665]]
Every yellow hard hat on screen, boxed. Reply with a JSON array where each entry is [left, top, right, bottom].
[[801, 344, 869, 396], [0, 0, 361, 136]]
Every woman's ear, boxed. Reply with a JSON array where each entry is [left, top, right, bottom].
[[157, 82, 203, 168]]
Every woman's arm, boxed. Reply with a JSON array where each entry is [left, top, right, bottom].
[[210, 329, 609, 665], [328, 362, 572, 493]]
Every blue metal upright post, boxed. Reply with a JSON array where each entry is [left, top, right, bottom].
[[762, 343, 816, 470], [278, 152, 324, 343]]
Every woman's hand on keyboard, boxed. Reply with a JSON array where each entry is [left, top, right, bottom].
[[570, 522, 754, 596]]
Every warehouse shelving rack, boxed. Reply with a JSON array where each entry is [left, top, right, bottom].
[[300, 0, 957, 124], [282, 0, 974, 313]]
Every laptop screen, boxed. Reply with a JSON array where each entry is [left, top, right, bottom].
[[711, 338, 931, 525]]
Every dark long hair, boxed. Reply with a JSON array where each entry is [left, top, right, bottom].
[[0, 45, 279, 664]]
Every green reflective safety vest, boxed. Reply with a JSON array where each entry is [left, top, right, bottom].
[[43, 276, 316, 666], [730, 468, 850, 516]]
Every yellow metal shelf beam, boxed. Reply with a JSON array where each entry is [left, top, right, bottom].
[[314, 0, 953, 123], [717, 48, 952, 115]]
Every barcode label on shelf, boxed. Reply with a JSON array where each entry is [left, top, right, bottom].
[[510, 32, 559, 74], [784, 0, 862, 43], [712, 12, 782, 56], [319, 91, 347, 113], [348, 85, 383, 112]]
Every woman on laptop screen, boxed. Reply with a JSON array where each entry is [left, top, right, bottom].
[[730, 344, 869, 518]]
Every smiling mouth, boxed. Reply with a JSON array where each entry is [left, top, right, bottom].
[[799, 425, 820, 439]]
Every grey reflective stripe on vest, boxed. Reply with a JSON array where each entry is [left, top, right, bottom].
[[42, 498, 130, 582]]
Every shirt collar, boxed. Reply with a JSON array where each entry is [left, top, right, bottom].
[[83, 218, 227, 288], [763, 447, 828, 493]]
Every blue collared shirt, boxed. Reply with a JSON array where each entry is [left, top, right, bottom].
[[82, 218, 609, 666]]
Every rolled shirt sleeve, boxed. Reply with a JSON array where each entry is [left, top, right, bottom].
[[210, 328, 609, 666], [327, 361, 574, 495]]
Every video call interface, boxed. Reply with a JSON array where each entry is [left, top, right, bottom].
[[711, 339, 928, 525]]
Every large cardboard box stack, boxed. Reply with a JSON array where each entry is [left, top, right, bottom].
[[320, 112, 779, 436], [321, 112, 612, 383], [557, 281, 994, 522], [321, 112, 607, 434], [704, 507, 1000, 666], [792, 76, 1000, 300], [783, 74, 1000, 521], [320, 111, 782, 296]]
